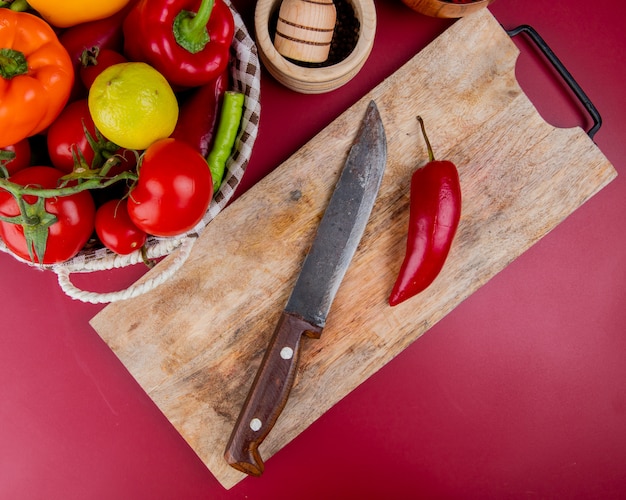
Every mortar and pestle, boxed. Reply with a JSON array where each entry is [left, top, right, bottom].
[[255, 0, 376, 93]]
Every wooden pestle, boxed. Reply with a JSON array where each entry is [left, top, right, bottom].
[[274, 0, 337, 63]]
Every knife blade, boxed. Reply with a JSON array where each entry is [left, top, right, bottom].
[[224, 100, 387, 476]]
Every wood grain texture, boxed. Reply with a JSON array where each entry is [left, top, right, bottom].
[[90, 10, 617, 489], [274, 0, 337, 63]]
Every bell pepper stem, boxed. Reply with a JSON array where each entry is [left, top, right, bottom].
[[0, 48, 28, 79], [173, 0, 214, 54], [0, 0, 28, 11], [12, 0, 28, 11]]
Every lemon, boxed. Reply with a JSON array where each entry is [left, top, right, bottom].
[[88, 62, 179, 150]]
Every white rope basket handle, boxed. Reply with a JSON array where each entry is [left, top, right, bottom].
[[54, 237, 196, 304]]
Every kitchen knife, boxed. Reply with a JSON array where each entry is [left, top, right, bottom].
[[224, 100, 387, 476]]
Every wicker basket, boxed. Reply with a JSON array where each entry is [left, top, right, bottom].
[[0, 0, 262, 304]]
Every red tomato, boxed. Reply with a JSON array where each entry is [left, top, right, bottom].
[[47, 99, 98, 173], [58, 7, 129, 100], [95, 199, 146, 255], [0, 166, 96, 264], [127, 138, 213, 237], [1, 138, 31, 176], [80, 48, 128, 89]]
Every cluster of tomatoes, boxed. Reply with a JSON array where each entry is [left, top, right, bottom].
[[0, 1, 237, 266]]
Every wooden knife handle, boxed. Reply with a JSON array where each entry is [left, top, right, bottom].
[[224, 311, 322, 476]]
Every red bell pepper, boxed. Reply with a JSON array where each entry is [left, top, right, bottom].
[[122, 0, 234, 88]]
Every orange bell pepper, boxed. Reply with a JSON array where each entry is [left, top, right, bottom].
[[0, 10, 74, 148], [26, 0, 132, 28]]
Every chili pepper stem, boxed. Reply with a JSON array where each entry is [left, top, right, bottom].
[[174, 0, 214, 54], [140, 245, 156, 269], [416, 115, 436, 163]]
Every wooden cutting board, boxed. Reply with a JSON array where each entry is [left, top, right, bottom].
[[90, 10, 617, 489]]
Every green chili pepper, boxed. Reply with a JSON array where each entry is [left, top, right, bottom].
[[207, 90, 244, 192]]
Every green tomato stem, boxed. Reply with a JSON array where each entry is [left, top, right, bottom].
[[0, 150, 15, 178], [0, 169, 138, 263], [16, 194, 58, 263], [0, 125, 139, 263], [0, 171, 138, 200]]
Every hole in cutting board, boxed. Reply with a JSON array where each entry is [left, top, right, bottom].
[[508, 33, 595, 135]]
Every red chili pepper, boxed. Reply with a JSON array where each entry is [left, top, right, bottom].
[[122, 0, 234, 89], [171, 68, 229, 157], [389, 116, 462, 307]]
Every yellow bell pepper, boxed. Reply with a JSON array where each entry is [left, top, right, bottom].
[[26, 0, 132, 28]]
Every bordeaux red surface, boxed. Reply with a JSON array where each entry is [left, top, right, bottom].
[[2, 1, 625, 498]]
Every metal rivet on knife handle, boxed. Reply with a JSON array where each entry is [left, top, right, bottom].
[[280, 347, 294, 359], [224, 312, 323, 476]]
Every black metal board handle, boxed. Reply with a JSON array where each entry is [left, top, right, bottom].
[[505, 24, 602, 140]]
